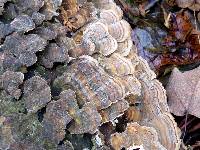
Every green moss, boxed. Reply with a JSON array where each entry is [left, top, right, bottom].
[[126, 0, 134, 4], [0, 91, 26, 115], [18, 66, 28, 73], [42, 139, 57, 150], [13, 114, 43, 142], [66, 133, 93, 150], [55, 64, 69, 75], [35, 65, 48, 78]]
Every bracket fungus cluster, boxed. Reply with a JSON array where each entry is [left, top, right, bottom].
[[0, 0, 181, 149]]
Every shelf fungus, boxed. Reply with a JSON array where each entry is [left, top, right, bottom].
[[41, 0, 62, 20], [0, 71, 24, 99], [55, 56, 126, 110], [55, 0, 181, 149], [110, 122, 167, 150], [10, 15, 35, 32], [23, 76, 51, 113], [108, 20, 131, 43], [0, 0, 181, 149], [42, 91, 72, 144], [1, 33, 47, 71], [99, 7, 123, 24], [68, 102, 102, 134], [116, 38, 133, 57], [41, 43, 67, 68]]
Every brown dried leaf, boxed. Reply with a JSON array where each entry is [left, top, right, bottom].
[[169, 11, 193, 42], [166, 66, 200, 118], [60, 0, 95, 31], [132, 10, 200, 74]]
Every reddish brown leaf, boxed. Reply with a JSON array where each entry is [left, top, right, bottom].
[[168, 11, 193, 42]]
